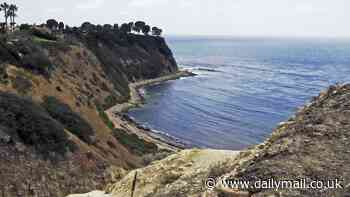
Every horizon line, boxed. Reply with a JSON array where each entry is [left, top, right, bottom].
[[164, 33, 350, 40]]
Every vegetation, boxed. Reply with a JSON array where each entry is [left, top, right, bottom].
[[103, 94, 119, 110], [46, 19, 58, 31], [152, 27, 162, 36], [19, 23, 30, 31], [0, 92, 75, 156], [133, 21, 146, 33], [76, 20, 162, 36], [96, 104, 114, 130], [96, 103, 158, 156], [0, 2, 18, 32], [31, 27, 57, 41], [0, 1, 164, 36], [8, 4, 17, 30], [42, 96, 95, 144], [112, 128, 158, 156]]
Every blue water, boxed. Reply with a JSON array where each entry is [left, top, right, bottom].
[[128, 36, 350, 150]]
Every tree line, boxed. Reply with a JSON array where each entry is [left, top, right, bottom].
[[0, 2, 18, 32], [0, 2, 163, 36], [46, 19, 162, 36]]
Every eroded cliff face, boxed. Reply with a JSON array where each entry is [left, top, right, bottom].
[[101, 84, 350, 197], [0, 30, 178, 196]]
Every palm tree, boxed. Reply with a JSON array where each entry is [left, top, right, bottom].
[[0, 3, 9, 29], [8, 4, 18, 31]]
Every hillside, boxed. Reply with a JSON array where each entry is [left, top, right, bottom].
[[93, 84, 350, 197], [0, 27, 179, 196]]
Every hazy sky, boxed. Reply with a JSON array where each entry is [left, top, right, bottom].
[[10, 0, 350, 37]]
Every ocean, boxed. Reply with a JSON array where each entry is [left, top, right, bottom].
[[128, 36, 350, 150]]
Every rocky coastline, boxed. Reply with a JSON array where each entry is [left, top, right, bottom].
[[105, 70, 196, 151]]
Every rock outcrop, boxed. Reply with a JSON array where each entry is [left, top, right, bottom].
[[106, 149, 239, 197]]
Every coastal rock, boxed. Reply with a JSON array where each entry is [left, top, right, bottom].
[[105, 149, 239, 197]]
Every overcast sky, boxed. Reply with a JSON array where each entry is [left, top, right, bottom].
[[10, 0, 350, 38]]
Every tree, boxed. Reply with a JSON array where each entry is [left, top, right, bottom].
[[134, 21, 146, 34], [142, 25, 150, 35], [132, 24, 139, 33], [58, 22, 64, 31], [128, 22, 134, 32], [96, 24, 103, 32], [120, 23, 131, 34], [8, 4, 18, 30], [103, 24, 113, 31], [113, 23, 119, 31], [152, 27, 162, 36], [0, 22, 5, 33], [64, 25, 72, 33], [0, 3, 9, 29], [19, 23, 31, 31], [46, 19, 58, 31], [120, 23, 128, 33], [81, 22, 93, 32]]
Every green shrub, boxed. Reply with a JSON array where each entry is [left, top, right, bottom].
[[103, 95, 118, 110], [22, 52, 52, 72], [112, 128, 158, 155], [19, 24, 32, 31], [96, 104, 114, 130], [0, 93, 75, 157], [42, 96, 95, 144], [31, 28, 57, 41]]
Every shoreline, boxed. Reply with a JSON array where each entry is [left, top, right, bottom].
[[106, 70, 196, 151], [108, 70, 196, 113]]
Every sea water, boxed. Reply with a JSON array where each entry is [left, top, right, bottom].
[[128, 36, 350, 150]]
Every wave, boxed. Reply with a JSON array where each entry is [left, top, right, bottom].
[[180, 66, 222, 73]]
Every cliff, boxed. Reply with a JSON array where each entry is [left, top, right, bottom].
[[0, 28, 178, 196], [98, 84, 350, 197]]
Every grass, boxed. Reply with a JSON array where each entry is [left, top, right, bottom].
[[112, 128, 158, 156], [103, 94, 118, 110], [0, 93, 76, 157], [33, 36, 57, 43], [96, 104, 114, 130], [96, 103, 158, 155], [42, 96, 95, 144]]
